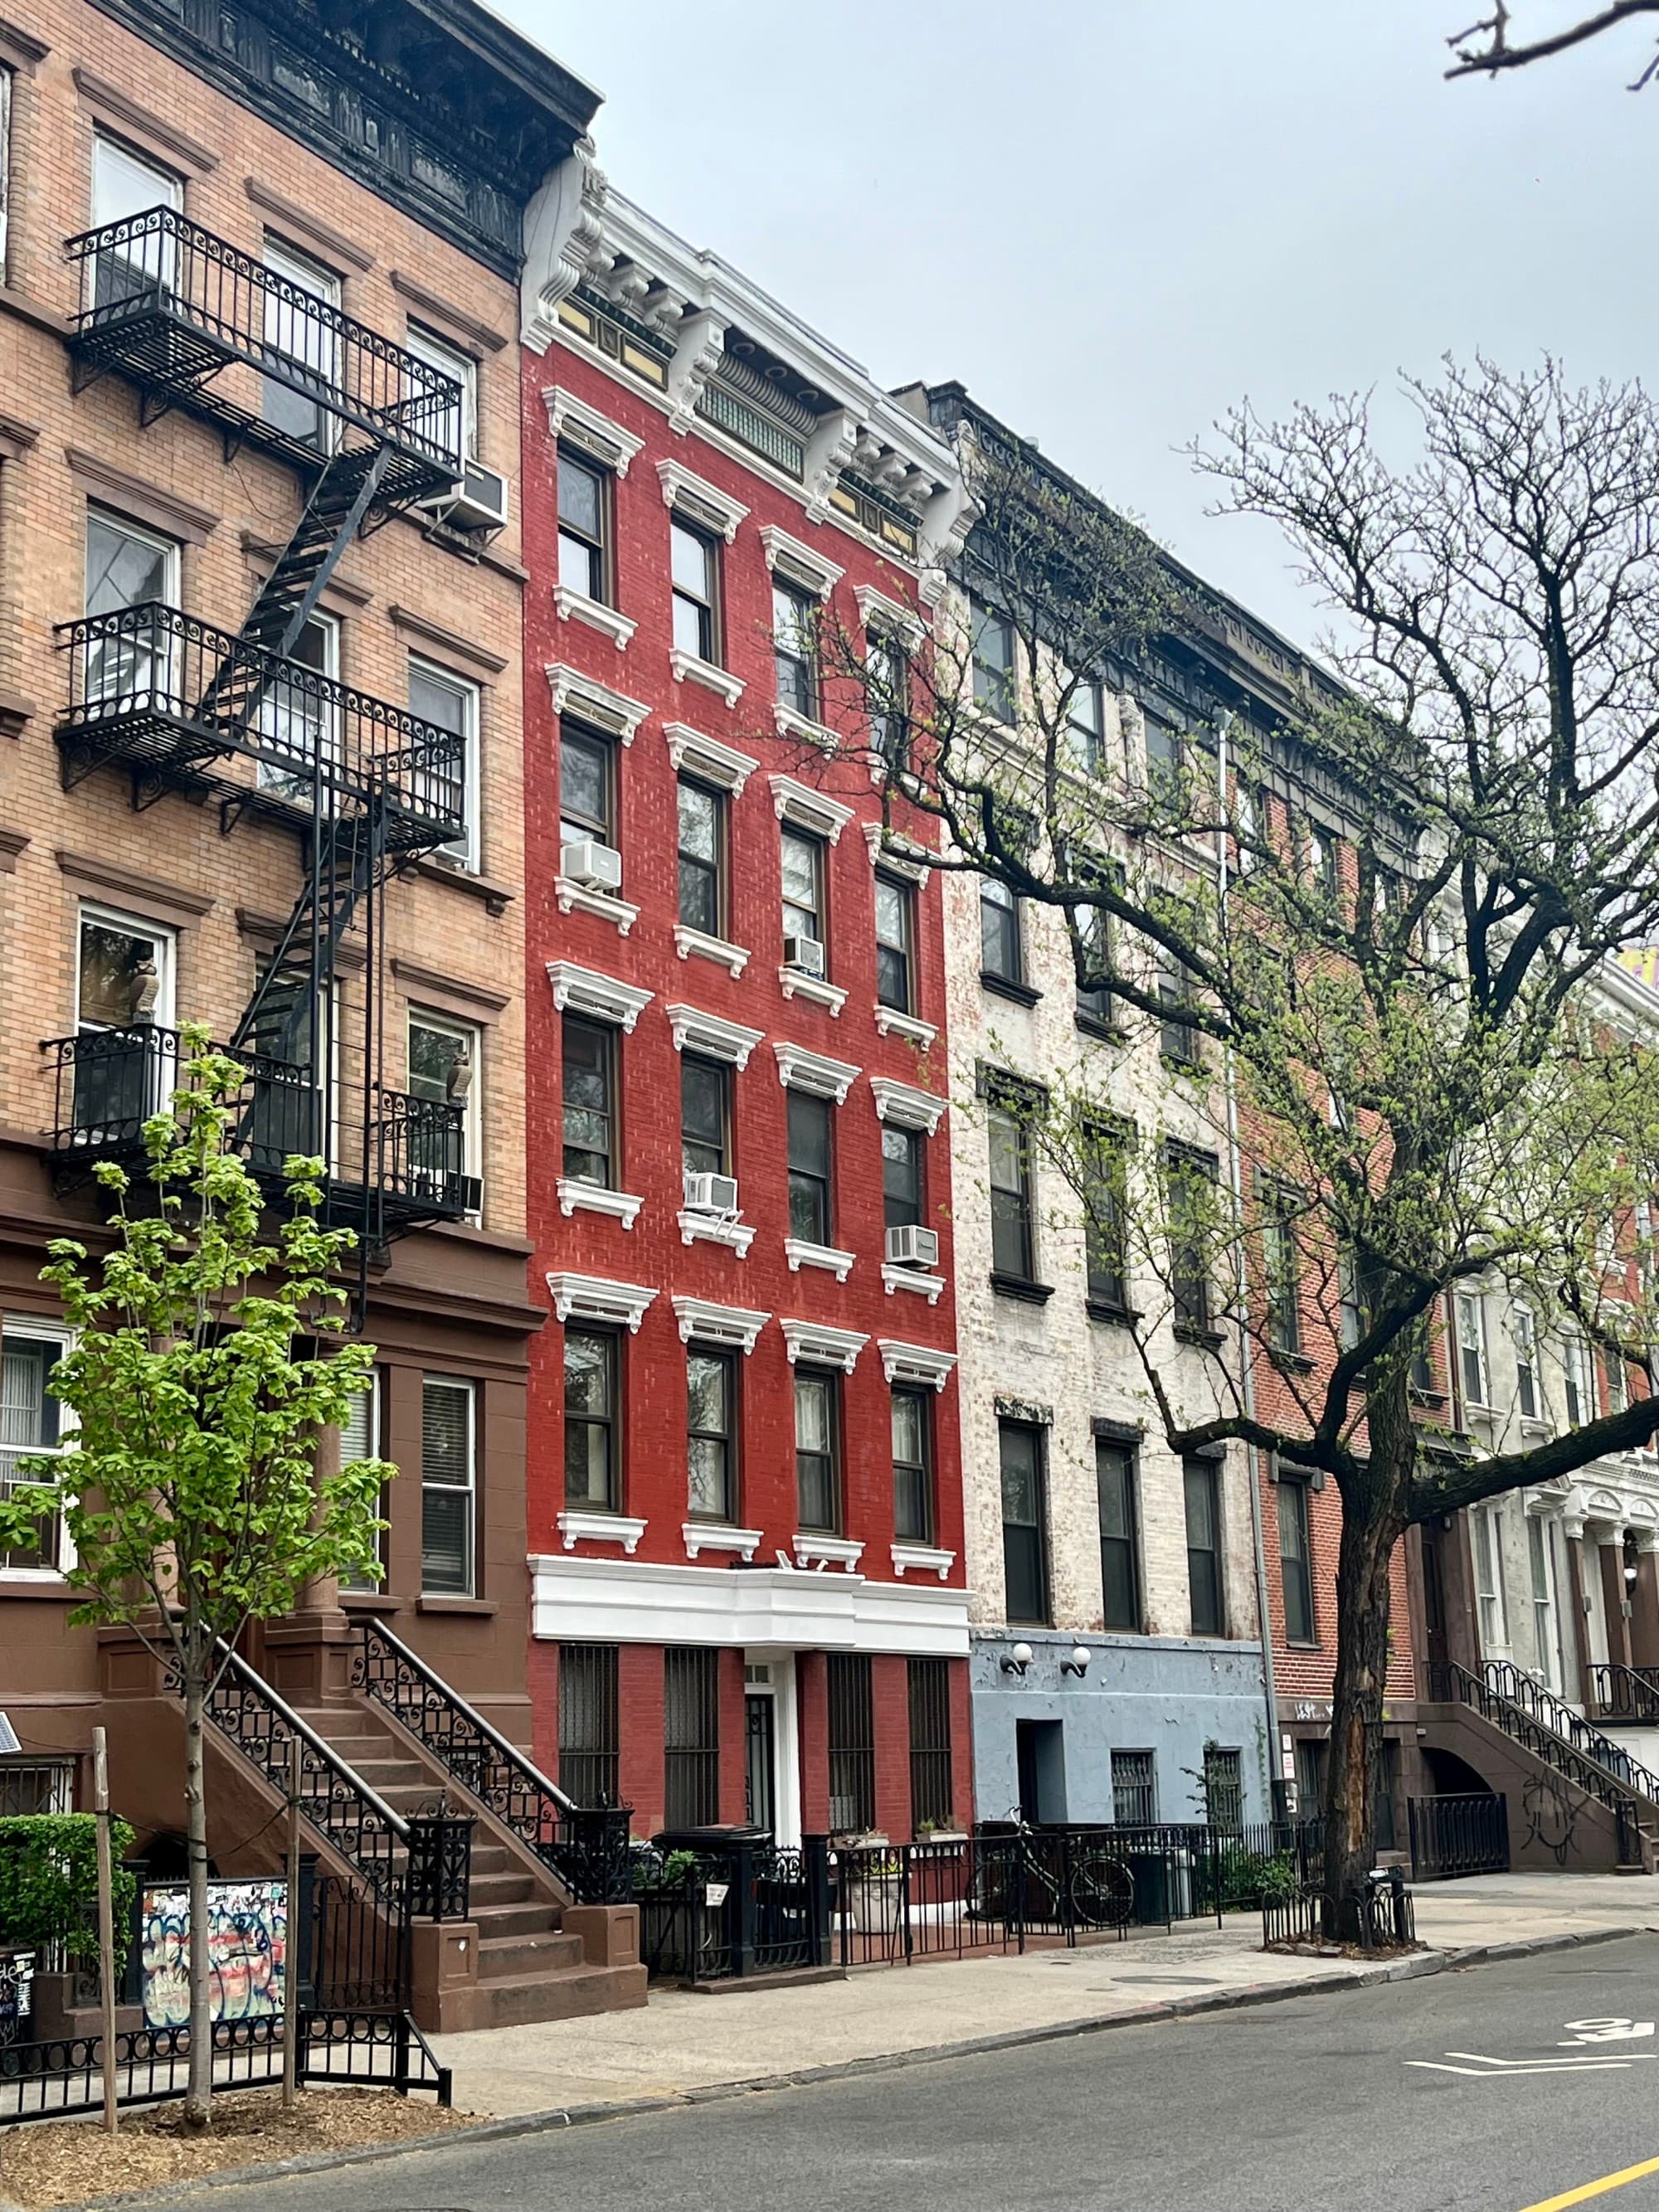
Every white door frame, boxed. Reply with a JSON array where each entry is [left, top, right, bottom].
[[743, 1650, 800, 1848]]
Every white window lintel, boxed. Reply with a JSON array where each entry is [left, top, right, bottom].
[[546, 960, 654, 1032], [545, 386, 646, 475], [545, 1271, 658, 1333], [774, 1040, 859, 1102], [664, 721, 759, 795], [770, 774, 854, 843]]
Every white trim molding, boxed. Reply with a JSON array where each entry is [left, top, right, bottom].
[[557, 1179, 645, 1229], [878, 1339, 957, 1392], [891, 1543, 956, 1582], [664, 722, 759, 795], [679, 1211, 757, 1255], [770, 775, 854, 843], [545, 1271, 659, 1333], [669, 647, 746, 707], [854, 582, 925, 645], [774, 1041, 859, 1101], [557, 1510, 646, 1555], [772, 701, 838, 751], [546, 960, 654, 1032], [874, 1004, 937, 1050], [882, 1263, 946, 1305], [672, 1296, 770, 1353], [683, 1522, 762, 1562], [759, 523, 844, 599], [785, 1238, 854, 1281], [675, 925, 751, 976], [544, 386, 645, 475], [553, 586, 637, 651], [793, 1533, 864, 1573], [546, 663, 651, 743], [869, 1076, 946, 1135], [781, 1318, 868, 1371], [658, 457, 749, 542], [863, 821, 933, 882], [666, 1003, 766, 1067], [555, 878, 640, 935], [778, 966, 847, 1017]]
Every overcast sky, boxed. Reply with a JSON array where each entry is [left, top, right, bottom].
[[494, 0, 1652, 655]]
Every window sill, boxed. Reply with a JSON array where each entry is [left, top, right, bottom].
[[1085, 1298, 1137, 1327], [416, 1595, 500, 1616], [556, 876, 640, 935], [675, 924, 751, 976], [772, 701, 837, 751], [1270, 1347, 1317, 1375], [1174, 1322, 1227, 1350], [780, 965, 848, 1017], [1074, 1015, 1126, 1044], [557, 1510, 646, 1555], [891, 1543, 955, 1581], [338, 1589, 405, 1612], [792, 1533, 864, 1573], [557, 1179, 645, 1229], [990, 1271, 1054, 1305], [683, 1521, 762, 1562], [875, 1005, 937, 1049], [1161, 1054, 1205, 1077], [883, 1262, 946, 1304], [553, 584, 637, 650], [0, 1576, 78, 1602], [678, 1209, 756, 1256], [670, 647, 746, 707], [410, 855, 515, 915], [980, 972, 1042, 1009], [786, 1237, 855, 1281]]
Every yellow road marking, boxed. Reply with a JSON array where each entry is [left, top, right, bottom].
[[1520, 2152, 1659, 2210]]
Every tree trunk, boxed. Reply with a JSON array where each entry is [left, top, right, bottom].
[[182, 1658, 212, 2129], [1321, 1493, 1396, 1940]]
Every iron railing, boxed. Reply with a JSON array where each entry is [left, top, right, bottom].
[[1262, 1872, 1416, 1952], [374, 1084, 480, 1220], [1408, 1791, 1511, 1880], [352, 1618, 633, 1904], [1589, 1661, 1659, 1726], [55, 604, 466, 843], [1482, 1661, 1659, 1804], [1428, 1659, 1649, 1859], [635, 1839, 832, 1982], [66, 207, 461, 479]]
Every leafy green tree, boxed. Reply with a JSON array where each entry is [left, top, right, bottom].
[[0, 1038, 389, 2122]]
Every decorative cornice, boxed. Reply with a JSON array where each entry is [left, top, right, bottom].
[[545, 386, 645, 474], [772, 702, 837, 751], [669, 648, 746, 707], [664, 722, 758, 795], [863, 821, 933, 882], [678, 1209, 756, 1255], [882, 1262, 945, 1304], [778, 967, 847, 1018], [869, 1077, 946, 1135], [545, 1271, 658, 1333], [553, 586, 637, 650], [546, 663, 651, 741], [878, 1339, 957, 1392], [665, 1004, 765, 1067], [770, 775, 854, 843], [891, 1544, 956, 1582], [874, 1005, 937, 1050], [556, 878, 639, 935], [57, 849, 213, 924], [780, 1319, 868, 1372], [557, 1510, 645, 1554], [545, 961, 653, 1032], [793, 1533, 864, 1572], [774, 1041, 859, 1102], [0, 15, 49, 70], [657, 458, 750, 542], [759, 523, 844, 600], [390, 957, 511, 1019], [671, 1296, 770, 1353]]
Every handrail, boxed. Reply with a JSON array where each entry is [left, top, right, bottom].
[[357, 1616, 578, 1818], [1429, 1660, 1645, 1821], [1589, 1660, 1659, 1726], [213, 1645, 409, 1839], [1482, 1661, 1659, 1805]]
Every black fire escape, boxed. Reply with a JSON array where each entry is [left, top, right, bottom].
[[42, 208, 483, 1312]]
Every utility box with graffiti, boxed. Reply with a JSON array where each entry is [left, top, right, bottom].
[[141, 1880, 287, 2027]]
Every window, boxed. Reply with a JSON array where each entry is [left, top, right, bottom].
[[421, 1377, 475, 1596], [1166, 1146, 1217, 1338], [75, 907, 175, 1142], [1515, 1307, 1540, 1419], [1073, 899, 1114, 1028], [0, 1759, 74, 1816], [677, 779, 723, 936], [1000, 1422, 1049, 1625], [1474, 1505, 1507, 1649], [680, 1056, 729, 1179], [564, 1329, 618, 1511], [874, 873, 915, 1013], [409, 659, 479, 870], [337, 1368, 382, 1592], [794, 1370, 839, 1531], [406, 323, 477, 466], [0, 68, 12, 278], [979, 876, 1023, 984], [0, 1325, 72, 1575], [1096, 1441, 1141, 1631], [1337, 1247, 1365, 1354], [1184, 1458, 1224, 1636], [85, 508, 178, 706], [1142, 705, 1183, 784], [1312, 826, 1340, 896], [1112, 1749, 1157, 1828], [907, 1658, 953, 1831], [882, 1124, 925, 1232], [557, 448, 610, 602], [1456, 1291, 1490, 1408], [687, 1349, 737, 1523], [558, 1644, 619, 1806], [868, 633, 909, 766], [561, 1016, 615, 1188], [1067, 680, 1105, 771], [255, 610, 337, 803], [407, 1013, 479, 1204], [1157, 948, 1200, 1067], [988, 1107, 1035, 1281], [1528, 1516, 1556, 1686], [1082, 1118, 1129, 1313], [892, 1387, 932, 1543], [262, 238, 341, 451], [1278, 1476, 1316, 1644], [89, 134, 181, 309], [827, 1654, 876, 1833], [1563, 1334, 1593, 1427], [781, 827, 825, 954], [664, 1647, 719, 1829], [971, 600, 1014, 721], [1261, 1186, 1301, 1355], [1203, 1745, 1243, 1832], [773, 579, 818, 717], [1234, 780, 1262, 874], [559, 721, 615, 850], [670, 519, 720, 663], [786, 1090, 833, 1246], [1608, 1340, 1630, 1416]]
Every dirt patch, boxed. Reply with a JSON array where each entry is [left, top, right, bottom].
[[0, 2086, 479, 2210]]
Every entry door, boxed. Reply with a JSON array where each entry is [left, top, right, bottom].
[[745, 1694, 776, 1837]]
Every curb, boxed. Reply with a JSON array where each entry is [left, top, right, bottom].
[[36, 1923, 1656, 2212]]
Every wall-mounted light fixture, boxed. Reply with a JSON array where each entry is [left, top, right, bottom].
[[1059, 1646, 1091, 1678], [1000, 1641, 1034, 1677]]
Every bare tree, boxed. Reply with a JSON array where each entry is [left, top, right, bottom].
[[1447, 2, 1659, 87]]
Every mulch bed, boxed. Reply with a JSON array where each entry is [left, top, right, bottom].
[[0, 2086, 479, 2210]]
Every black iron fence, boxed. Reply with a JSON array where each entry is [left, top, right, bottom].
[[1589, 1661, 1659, 1727], [635, 1839, 830, 1982], [1262, 1870, 1417, 1952], [1408, 1793, 1510, 1880], [1428, 1659, 1648, 1857]]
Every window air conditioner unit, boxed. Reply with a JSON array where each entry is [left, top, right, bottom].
[[782, 933, 826, 979], [561, 839, 623, 892], [420, 461, 510, 534], [886, 1224, 939, 1269], [684, 1171, 740, 1217]]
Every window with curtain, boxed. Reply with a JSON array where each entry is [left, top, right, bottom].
[[687, 1348, 736, 1524], [795, 1370, 839, 1531]]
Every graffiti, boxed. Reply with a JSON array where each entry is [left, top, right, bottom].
[[1519, 1773, 1581, 1865], [141, 1881, 286, 2028]]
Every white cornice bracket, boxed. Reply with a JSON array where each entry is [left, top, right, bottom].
[[665, 1004, 766, 1067], [546, 1272, 659, 1333], [546, 664, 652, 743], [672, 1296, 771, 1353], [878, 1339, 957, 1392], [868, 1076, 946, 1135], [544, 386, 645, 475], [658, 458, 749, 542], [759, 523, 845, 600], [770, 774, 855, 843], [774, 1040, 859, 1103], [545, 961, 654, 1033], [780, 1319, 869, 1372]]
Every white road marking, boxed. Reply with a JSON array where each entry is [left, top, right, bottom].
[[1559, 2018, 1656, 2045], [1408, 2059, 1640, 2078]]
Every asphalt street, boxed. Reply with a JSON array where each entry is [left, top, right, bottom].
[[158, 1936, 1659, 2212]]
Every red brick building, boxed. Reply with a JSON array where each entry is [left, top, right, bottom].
[[516, 165, 976, 1844]]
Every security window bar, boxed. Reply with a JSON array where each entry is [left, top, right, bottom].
[[1112, 1749, 1157, 1828], [664, 1647, 720, 1830], [1082, 1118, 1129, 1312], [0, 1328, 71, 1575], [827, 1653, 876, 1835], [559, 721, 615, 849], [1203, 1746, 1244, 1833], [907, 1657, 953, 1832], [794, 1369, 840, 1533], [681, 1055, 730, 1179], [558, 446, 611, 603], [979, 876, 1022, 984], [337, 1368, 382, 1592], [562, 1015, 615, 1189], [892, 1385, 933, 1544], [971, 600, 1014, 721], [687, 1348, 737, 1524], [564, 1328, 619, 1512], [558, 1643, 620, 1807], [781, 827, 825, 952], [0, 1758, 74, 1816], [420, 1376, 475, 1597], [988, 1107, 1035, 1281], [677, 778, 724, 936], [874, 873, 915, 1013], [1000, 1421, 1050, 1626], [787, 1089, 833, 1247], [1278, 1475, 1316, 1644], [1096, 1441, 1141, 1632], [1184, 1458, 1224, 1636], [671, 519, 720, 663], [882, 1124, 925, 1233], [773, 580, 818, 717]]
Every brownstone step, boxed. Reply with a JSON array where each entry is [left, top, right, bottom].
[[474, 1932, 582, 1982], [468, 1870, 538, 1907], [468, 1899, 561, 1940], [460, 1962, 648, 2030]]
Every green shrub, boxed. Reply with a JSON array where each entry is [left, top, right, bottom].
[[1217, 1845, 1299, 1911], [0, 1814, 137, 1969]]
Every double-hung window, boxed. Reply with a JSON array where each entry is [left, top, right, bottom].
[[882, 1124, 925, 1232], [786, 1090, 833, 1246], [979, 877, 1023, 984], [781, 827, 825, 955], [1068, 680, 1105, 772], [262, 237, 341, 452], [999, 1422, 1049, 1625], [407, 1012, 479, 1210], [89, 134, 181, 310], [1184, 1458, 1224, 1636], [892, 1387, 932, 1543], [971, 600, 1014, 721], [795, 1370, 839, 1532], [681, 1055, 730, 1180], [1474, 1505, 1507, 1649], [562, 1017, 615, 1188], [1143, 706, 1183, 785], [1166, 1145, 1217, 1339], [671, 520, 720, 662], [405, 323, 477, 474], [868, 633, 910, 766], [687, 1348, 737, 1523], [1563, 1334, 1593, 1427], [1278, 1476, 1316, 1643], [564, 1328, 618, 1511], [408, 657, 479, 871], [558, 448, 610, 603], [874, 873, 915, 1013], [74, 905, 176, 1145], [1082, 1116, 1129, 1313], [1261, 1184, 1301, 1356], [85, 508, 178, 709], [677, 779, 723, 936], [773, 580, 818, 717], [1096, 1441, 1141, 1631], [559, 721, 615, 853], [0, 1323, 74, 1576], [1456, 1290, 1490, 1409], [421, 1376, 475, 1596], [337, 1368, 383, 1592], [1073, 898, 1114, 1028], [1514, 1307, 1540, 1419], [1157, 947, 1200, 1068], [988, 1106, 1035, 1281]]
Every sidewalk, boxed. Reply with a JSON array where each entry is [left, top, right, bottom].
[[431, 1870, 1659, 2119]]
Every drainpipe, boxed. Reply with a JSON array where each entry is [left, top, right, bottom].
[[1214, 710, 1287, 1819]]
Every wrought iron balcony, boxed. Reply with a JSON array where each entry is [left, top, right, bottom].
[[66, 207, 462, 500], [55, 604, 467, 850]]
